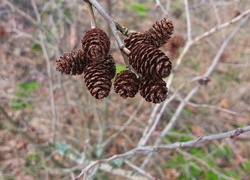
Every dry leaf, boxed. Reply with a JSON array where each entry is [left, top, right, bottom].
[[220, 99, 229, 108]]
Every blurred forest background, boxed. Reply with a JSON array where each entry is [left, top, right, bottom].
[[0, 0, 250, 179]]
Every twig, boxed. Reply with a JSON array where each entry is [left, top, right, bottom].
[[84, 1, 96, 28], [156, 0, 168, 16], [75, 126, 250, 179], [115, 21, 137, 36], [85, 0, 123, 49], [177, 149, 235, 180], [0, 105, 35, 143], [209, 0, 225, 39], [31, 0, 41, 23], [175, 8, 250, 70], [138, 92, 176, 146], [140, 14, 250, 168], [84, 0, 130, 66], [184, 0, 192, 41], [124, 160, 156, 180], [101, 100, 144, 148], [137, 103, 161, 146], [186, 102, 237, 115], [3, 0, 38, 25]]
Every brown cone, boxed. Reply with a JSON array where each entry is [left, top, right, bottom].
[[124, 32, 150, 50], [82, 28, 110, 61], [102, 54, 116, 80], [140, 77, 168, 103], [145, 18, 174, 48], [114, 70, 140, 98], [129, 44, 172, 78], [165, 35, 185, 59], [56, 49, 91, 75], [84, 63, 112, 99]]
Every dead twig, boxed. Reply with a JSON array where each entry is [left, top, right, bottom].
[[75, 125, 250, 179]]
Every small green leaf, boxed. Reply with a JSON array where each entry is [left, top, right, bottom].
[[64, 8, 72, 20], [112, 159, 123, 167], [11, 81, 40, 110], [116, 64, 126, 74], [20, 81, 40, 92], [31, 44, 42, 52], [11, 99, 33, 110], [96, 148, 103, 158], [190, 148, 206, 158], [224, 170, 239, 179], [241, 160, 250, 174], [189, 163, 201, 177], [130, 3, 148, 16], [55, 142, 72, 155], [205, 170, 218, 180], [182, 108, 193, 116]]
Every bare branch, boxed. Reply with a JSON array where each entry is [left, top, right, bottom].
[[75, 126, 250, 179], [175, 8, 250, 70], [32, 4, 58, 144], [140, 14, 250, 168], [84, 1, 96, 28], [3, 0, 38, 25], [85, 0, 124, 49], [184, 0, 192, 41], [124, 160, 156, 180]]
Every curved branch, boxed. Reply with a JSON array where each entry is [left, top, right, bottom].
[[75, 125, 250, 179]]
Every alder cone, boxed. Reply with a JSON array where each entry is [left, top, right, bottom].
[[82, 28, 110, 61], [103, 54, 116, 80], [140, 78, 168, 103], [124, 32, 150, 50], [165, 35, 185, 58], [56, 49, 90, 75], [84, 63, 112, 99], [129, 44, 172, 78], [114, 70, 140, 98], [145, 18, 174, 48]]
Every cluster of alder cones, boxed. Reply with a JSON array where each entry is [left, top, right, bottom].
[[56, 18, 181, 103]]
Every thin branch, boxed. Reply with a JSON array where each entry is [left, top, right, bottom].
[[75, 126, 250, 179], [86, 0, 124, 49], [195, 104, 238, 115], [84, 0, 130, 67], [3, 0, 38, 25], [194, 8, 250, 43], [209, 0, 225, 39], [156, 0, 168, 16], [30, 0, 58, 144], [0, 105, 35, 143], [124, 160, 156, 180], [184, 0, 192, 41], [174, 8, 250, 70], [140, 14, 250, 168], [31, 0, 41, 23], [177, 149, 235, 180], [101, 100, 144, 148], [84, 1, 96, 28], [38, 31, 57, 143], [138, 92, 176, 146], [115, 21, 137, 36]]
